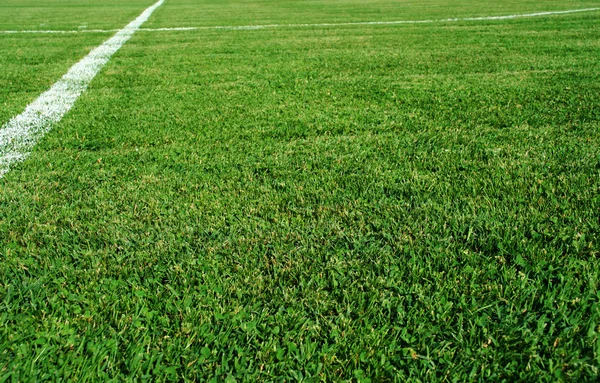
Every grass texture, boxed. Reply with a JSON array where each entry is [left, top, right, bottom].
[[0, 0, 156, 31], [1, 0, 600, 381]]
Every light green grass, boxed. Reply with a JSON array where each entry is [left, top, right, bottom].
[[1, 0, 600, 381], [144, 0, 600, 27], [0, 33, 110, 125], [0, 0, 156, 126], [0, 0, 155, 31]]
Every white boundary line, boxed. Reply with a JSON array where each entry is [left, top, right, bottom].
[[141, 7, 600, 31], [1, 7, 598, 35], [0, 0, 164, 178]]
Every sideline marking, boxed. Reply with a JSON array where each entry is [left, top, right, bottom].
[[1, 7, 598, 34], [0, 0, 164, 178]]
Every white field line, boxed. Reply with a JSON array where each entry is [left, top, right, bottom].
[[1, 7, 598, 35], [0, 0, 164, 178], [141, 7, 600, 31]]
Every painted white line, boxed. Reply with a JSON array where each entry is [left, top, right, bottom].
[[451, 7, 600, 21], [0, 0, 164, 178], [1, 7, 598, 35], [139, 7, 600, 31]]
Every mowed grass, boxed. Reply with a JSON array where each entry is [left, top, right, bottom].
[[1, 0, 600, 381], [0, 0, 155, 31], [0, 0, 156, 126], [0, 33, 110, 125], [144, 0, 600, 27]]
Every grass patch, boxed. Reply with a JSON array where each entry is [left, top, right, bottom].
[[145, 0, 600, 27], [0, 33, 109, 125], [0, 0, 155, 31]]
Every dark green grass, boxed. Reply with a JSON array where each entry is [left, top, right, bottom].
[[2, 0, 600, 381]]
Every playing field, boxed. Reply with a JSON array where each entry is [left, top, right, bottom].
[[1, 0, 600, 380]]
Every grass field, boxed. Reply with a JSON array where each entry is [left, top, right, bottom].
[[1, 0, 600, 381]]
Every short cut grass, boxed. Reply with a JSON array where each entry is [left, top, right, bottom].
[[1, 0, 600, 381]]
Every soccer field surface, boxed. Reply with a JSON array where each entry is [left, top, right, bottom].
[[1, 0, 600, 380]]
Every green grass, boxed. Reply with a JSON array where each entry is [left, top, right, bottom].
[[1, 0, 600, 381], [0, 0, 156, 126], [0, 0, 156, 31], [144, 0, 600, 27], [0, 33, 110, 125]]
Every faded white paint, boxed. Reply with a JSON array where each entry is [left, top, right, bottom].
[[0, 0, 164, 178]]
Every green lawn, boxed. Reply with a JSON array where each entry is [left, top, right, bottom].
[[0, 0, 156, 127], [143, 0, 600, 27], [0, 33, 109, 126], [1, 0, 600, 381], [0, 0, 155, 31]]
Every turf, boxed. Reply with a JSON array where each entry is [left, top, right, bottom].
[[1, 0, 600, 381], [0, 0, 156, 127], [0, 33, 111, 126], [0, 0, 156, 31], [143, 0, 600, 27]]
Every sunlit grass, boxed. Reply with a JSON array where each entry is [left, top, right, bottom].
[[1, 0, 600, 381]]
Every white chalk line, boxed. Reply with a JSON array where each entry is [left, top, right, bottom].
[[142, 7, 600, 31], [1, 7, 598, 35], [0, 0, 164, 178]]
